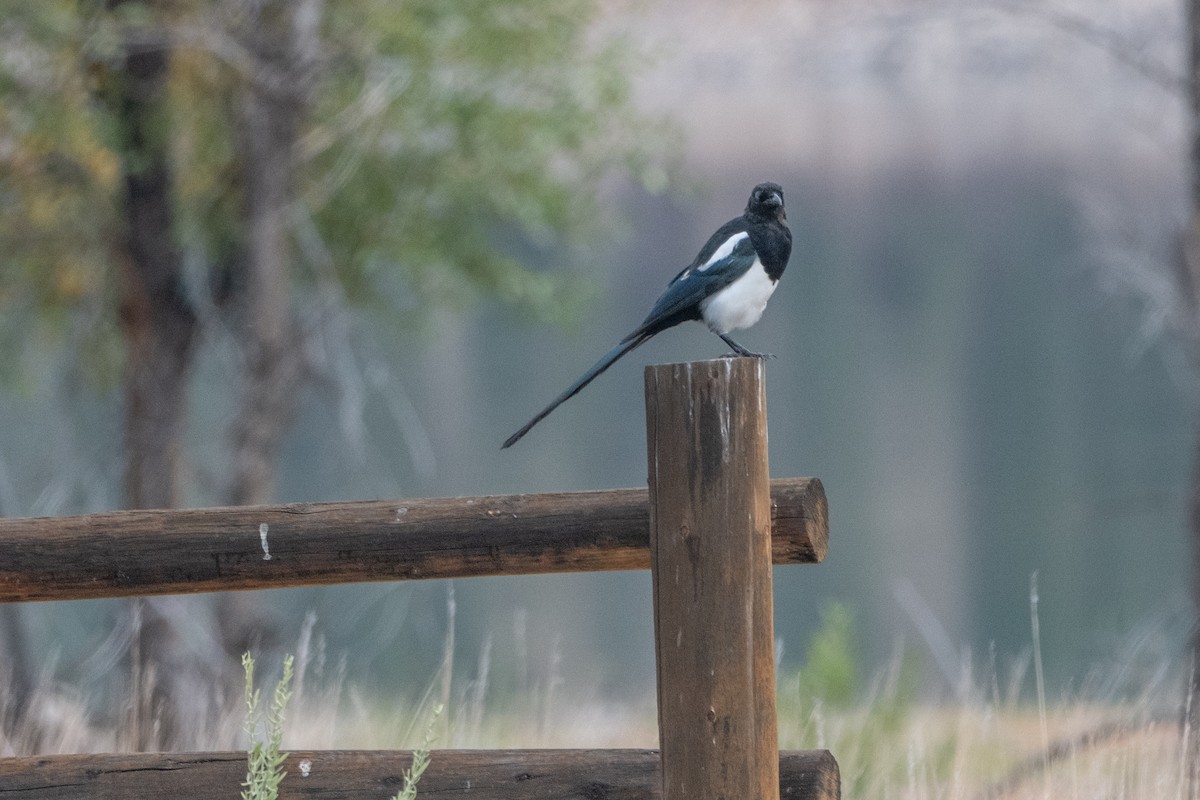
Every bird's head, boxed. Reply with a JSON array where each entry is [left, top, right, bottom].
[[746, 182, 786, 222]]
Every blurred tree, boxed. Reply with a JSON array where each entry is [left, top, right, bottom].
[[2, 0, 662, 505], [1186, 0, 1200, 790], [0, 0, 665, 748], [988, 1, 1200, 787], [1052, 0, 1200, 790]]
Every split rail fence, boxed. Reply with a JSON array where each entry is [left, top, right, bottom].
[[0, 357, 839, 799]]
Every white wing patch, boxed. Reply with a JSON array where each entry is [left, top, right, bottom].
[[700, 257, 777, 334], [697, 231, 750, 271]]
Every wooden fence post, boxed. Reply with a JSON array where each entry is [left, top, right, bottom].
[[645, 357, 779, 800]]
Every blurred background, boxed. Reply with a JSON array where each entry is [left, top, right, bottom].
[[0, 0, 1193, 752]]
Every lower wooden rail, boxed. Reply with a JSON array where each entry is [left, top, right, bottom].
[[0, 749, 840, 799]]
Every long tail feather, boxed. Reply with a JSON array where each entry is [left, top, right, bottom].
[[501, 331, 653, 448]]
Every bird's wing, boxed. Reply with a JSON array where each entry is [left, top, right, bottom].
[[667, 217, 750, 282], [630, 233, 759, 338]]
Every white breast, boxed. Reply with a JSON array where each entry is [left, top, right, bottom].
[[699, 257, 777, 334]]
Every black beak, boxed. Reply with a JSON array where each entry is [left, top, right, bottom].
[[762, 191, 783, 208]]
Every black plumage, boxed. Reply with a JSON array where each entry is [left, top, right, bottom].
[[502, 181, 791, 449]]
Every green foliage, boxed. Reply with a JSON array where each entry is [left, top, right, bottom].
[[794, 602, 859, 708], [241, 652, 295, 800], [779, 602, 922, 798], [0, 0, 670, 376], [391, 703, 443, 800], [0, 2, 122, 383], [304, 0, 669, 325]]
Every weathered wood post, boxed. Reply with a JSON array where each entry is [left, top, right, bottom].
[[645, 357, 779, 800]]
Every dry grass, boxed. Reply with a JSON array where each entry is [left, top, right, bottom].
[[781, 704, 1182, 800], [1, 594, 1189, 799], [2, 667, 1186, 800]]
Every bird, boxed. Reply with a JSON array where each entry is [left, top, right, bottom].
[[502, 181, 791, 449]]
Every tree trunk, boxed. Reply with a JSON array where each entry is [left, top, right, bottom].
[[216, 0, 323, 678], [113, 40, 197, 511], [1189, 424, 1200, 798], [0, 605, 32, 747], [101, 3, 204, 751], [225, 0, 321, 506], [1186, 0, 1200, 795], [95, 0, 325, 750]]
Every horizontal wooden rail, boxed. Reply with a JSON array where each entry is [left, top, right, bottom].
[[0, 748, 840, 799], [0, 478, 826, 603]]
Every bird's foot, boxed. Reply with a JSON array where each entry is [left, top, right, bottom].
[[721, 348, 774, 360], [717, 333, 773, 359]]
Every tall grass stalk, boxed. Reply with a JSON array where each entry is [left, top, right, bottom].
[[1030, 571, 1050, 800], [241, 652, 295, 800], [391, 703, 443, 800], [1180, 659, 1195, 800]]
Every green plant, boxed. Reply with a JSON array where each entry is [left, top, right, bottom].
[[391, 703, 444, 800], [794, 602, 860, 709], [241, 652, 295, 800]]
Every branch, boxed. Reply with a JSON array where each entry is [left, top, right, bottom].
[[973, 714, 1178, 800], [1002, 0, 1186, 94]]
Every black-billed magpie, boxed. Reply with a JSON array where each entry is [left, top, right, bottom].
[[502, 181, 791, 449]]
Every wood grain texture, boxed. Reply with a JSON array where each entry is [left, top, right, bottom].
[[0, 480, 826, 603], [645, 358, 779, 800], [0, 749, 840, 799]]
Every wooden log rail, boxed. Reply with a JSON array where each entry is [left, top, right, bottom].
[[0, 749, 841, 799], [0, 478, 826, 603]]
